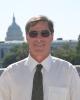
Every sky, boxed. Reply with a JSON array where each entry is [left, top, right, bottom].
[[0, 0, 80, 41]]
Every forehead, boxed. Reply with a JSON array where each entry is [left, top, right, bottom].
[[29, 21, 49, 31]]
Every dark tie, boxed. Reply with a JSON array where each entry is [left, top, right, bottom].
[[31, 64, 43, 100]]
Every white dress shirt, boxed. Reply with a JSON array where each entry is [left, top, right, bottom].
[[0, 55, 80, 100]]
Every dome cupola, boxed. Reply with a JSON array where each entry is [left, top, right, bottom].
[[5, 15, 24, 41]]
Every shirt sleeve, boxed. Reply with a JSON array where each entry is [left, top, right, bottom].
[[70, 65, 80, 100], [0, 70, 11, 100]]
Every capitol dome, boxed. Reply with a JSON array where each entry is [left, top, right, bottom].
[[5, 15, 24, 41]]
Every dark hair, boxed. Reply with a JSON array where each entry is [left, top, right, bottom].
[[25, 15, 54, 34]]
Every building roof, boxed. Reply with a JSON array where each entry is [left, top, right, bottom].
[[5, 15, 24, 41]]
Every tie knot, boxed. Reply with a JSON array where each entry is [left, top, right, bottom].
[[36, 64, 43, 71]]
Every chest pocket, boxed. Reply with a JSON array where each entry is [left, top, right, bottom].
[[48, 87, 69, 100]]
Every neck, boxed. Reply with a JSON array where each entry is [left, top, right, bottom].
[[30, 53, 50, 63]]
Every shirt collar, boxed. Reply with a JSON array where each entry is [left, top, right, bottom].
[[41, 55, 53, 71], [26, 54, 53, 72]]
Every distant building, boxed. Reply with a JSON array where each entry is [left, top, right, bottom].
[[52, 40, 77, 49], [0, 41, 23, 60], [5, 15, 24, 41]]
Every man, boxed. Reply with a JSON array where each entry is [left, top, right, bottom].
[[0, 15, 80, 100]]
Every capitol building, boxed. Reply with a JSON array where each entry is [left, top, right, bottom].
[[0, 15, 78, 67], [5, 15, 24, 41], [0, 15, 24, 62]]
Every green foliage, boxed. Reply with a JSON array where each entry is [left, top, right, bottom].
[[2, 53, 17, 68], [2, 43, 29, 68], [2, 37, 80, 68], [0, 60, 3, 68], [51, 42, 80, 65], [76, 34, 80, 54]]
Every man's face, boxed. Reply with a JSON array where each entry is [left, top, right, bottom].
[[26, 21, 53, 58]]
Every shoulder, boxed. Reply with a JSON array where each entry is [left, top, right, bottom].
[[51, 56, 76, 72], [8, 57, 28, 69], [1, 57, 28, 77], [51, 56, 71, 65], [51, 56, 79, 79]]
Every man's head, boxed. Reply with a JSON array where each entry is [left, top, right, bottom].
[[25, 15, 54, 62], [25, 15, 54, 34]]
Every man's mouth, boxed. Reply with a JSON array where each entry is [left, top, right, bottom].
[[34, 43, 45, 47]]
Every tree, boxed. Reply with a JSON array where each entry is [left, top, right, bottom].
[[76, 34, 80, 54], [74, 34, 80, 65], [2, 53, 17, 68], [2, 43, 29, 68], [51, 43, 77, 65]]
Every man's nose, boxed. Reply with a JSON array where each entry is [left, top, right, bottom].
[[37, 34, 42, 38], [36, 33, 43, 42]]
